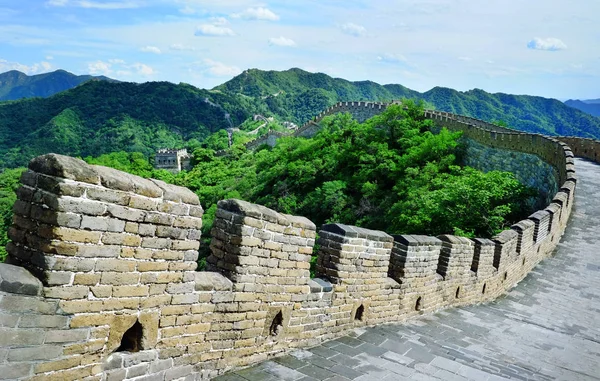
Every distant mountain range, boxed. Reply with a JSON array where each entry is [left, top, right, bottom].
[[0, 67, 599, 168], [581, 99, 600, 104], [221, 68, 600, 137], [0, 69, 115, 101], [564, 99, 600, 117]]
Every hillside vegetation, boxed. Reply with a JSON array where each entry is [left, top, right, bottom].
[[0, 80, 267, 168], [0, 102, 541, 266], [0, 67, 598, 170]]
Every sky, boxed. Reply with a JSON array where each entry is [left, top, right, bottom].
[[0, 0, 598, 100]]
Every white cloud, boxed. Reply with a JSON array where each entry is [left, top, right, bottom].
[[458, 56, 472, 61], [269, 36, 296, 47], [170, 43, 196, 51], [377, 53, 408, 64], [527, 37, 567, 51], [45, 55, 54, 60], [203, 59, 241, 77], [88, 59, 154, 77], [77, 1, 139, 9], [46, 0, 68, 6], [341, 23, 366, 37], [179, 5, 195, 14], [195, 24, 235, 37], [88, 60, 112, 75], [140, 45, 161, 54], [232, 7, 279, 21], [210, 17, 228, 26], [132, 62, 154, 76], [0, 59, 52, 74]]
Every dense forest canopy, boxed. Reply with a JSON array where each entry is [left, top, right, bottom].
[[0, 102, 538, 268]]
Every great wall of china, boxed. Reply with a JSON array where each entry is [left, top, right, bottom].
[[0, 101, 596, 380]]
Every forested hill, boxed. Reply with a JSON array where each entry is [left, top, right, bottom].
[[0, 80, 262, 168], [1, 67, 599, 169], [218, 68, 600, 137], [0, 69, 115, 101]]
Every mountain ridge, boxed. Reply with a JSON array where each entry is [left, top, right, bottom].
[[0, 67, 599, 169], [564, 99, 600, 117], [0, 69, 115, 101]]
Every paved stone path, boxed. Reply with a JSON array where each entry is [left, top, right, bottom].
[[214, 158, 600, 381]]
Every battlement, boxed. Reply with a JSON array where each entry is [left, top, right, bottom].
[[155, 148, 191, 173], [0, 106, 585, 380]]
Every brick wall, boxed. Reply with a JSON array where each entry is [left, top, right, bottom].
[[0, 110, 584, 380]]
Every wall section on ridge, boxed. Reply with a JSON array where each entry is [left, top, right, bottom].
[[0, 103, 584, 380]]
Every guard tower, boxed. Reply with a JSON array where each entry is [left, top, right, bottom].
[[155, 148, 191, 172]]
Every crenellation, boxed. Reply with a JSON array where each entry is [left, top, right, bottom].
[[0, 102, 585, 380]]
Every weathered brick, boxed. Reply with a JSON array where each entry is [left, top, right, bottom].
[[0, 327, 45, 346], [112, 285, 149, 297], [45, 271, 73, 286], [0, 363, 33, 380], [74, 273, 101, 286], [39, 226, 100, 244], [87, 187, 130, 205], [19, 314, 69, 328], [7, 345, 63, 361], [77, 245, 120, 258], [102, 232, 142, 246], [171, 240, 200, 251], [173, 216, 202, 229], [95, 259, 136, 272], [137, 261, 169, 272], [59, 299, 104, 314], [129, 195, 159, 211], [100, 272, 139, 286], [145, 212, 175, 226], [156, 226, 188, 240], [125, 222, 139, 233], [44, 328, 89, 343], [34, 356, 81, 373], [142, 237, 171, 249], [44, 285, 89, 300]]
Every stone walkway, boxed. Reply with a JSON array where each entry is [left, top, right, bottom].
[[214, 158, 600, 381]]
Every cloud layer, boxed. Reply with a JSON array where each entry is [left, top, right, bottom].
[[527, 37, 567, 51]]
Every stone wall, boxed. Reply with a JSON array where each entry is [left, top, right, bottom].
[[459, 138, 558, 207], [0, 106, 582, 381]]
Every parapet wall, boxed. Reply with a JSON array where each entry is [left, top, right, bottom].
[[0, 105, 583, 381]]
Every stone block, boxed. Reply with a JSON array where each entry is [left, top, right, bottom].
[[44, 328, 89, 343], [0, 263, 43, 296], [107, 204, 146, 222], [194, 272, 233, 291], [0, 363, 33, 380], [7, 345, 63, 361], [151, 179, 200, 205], [19, 314, 69, 329], [44, 285, 89, 300], [29, 153, 99, 184], [87, 187, 131, 205]]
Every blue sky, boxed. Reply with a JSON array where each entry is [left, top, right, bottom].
[[0, 0, 598, 100]]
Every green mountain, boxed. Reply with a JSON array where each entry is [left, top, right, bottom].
[[564, 99, 600, 117], [219, 68, 600, 137], [0, 80, 263, 168], [0, 69, 115, 101], [0, 67, 599, 169]]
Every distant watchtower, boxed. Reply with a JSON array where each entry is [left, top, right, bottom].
[[155, 148, 191, 172]]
